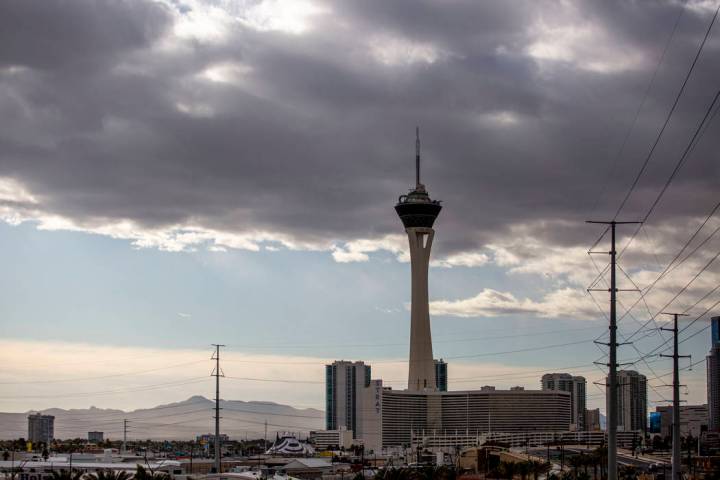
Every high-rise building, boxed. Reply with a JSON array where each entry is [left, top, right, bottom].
[[585, 408, 601, 431], [708, 316, 720, 431], [607, 370, 647, 433], [27, 414, 54, 444], [395, 129, 442, 392], [541, 373, 587, 430], [649, 412, 662, 434], [325, 360, 371, 434], [88, 431, 104, 443], [434, 359, 448, 392]]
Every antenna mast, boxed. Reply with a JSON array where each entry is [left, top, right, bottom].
[[415, 126, 421, 188]]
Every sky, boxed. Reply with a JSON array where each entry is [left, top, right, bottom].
[[0, 0, 719, 419]]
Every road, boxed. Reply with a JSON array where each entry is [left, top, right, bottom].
[[523, 445, 670, 472]]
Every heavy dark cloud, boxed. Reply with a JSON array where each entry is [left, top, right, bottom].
[[0, 0, 171, 71], [0, 0, 718, 257]]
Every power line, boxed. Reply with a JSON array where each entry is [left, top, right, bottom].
[[0, 360, 209, 385], [588, 86, 720, 302], [585, 11, 720, 357], [621, 244, 720, 344], [612, 3, 719, 220], [626, 296, 720, 368], [37, 397, 214, 418], [222, 324, 603, 350], [0, 377, 210, 399], [590, 199, 720, 340], [219, 337, 601, 366], [588, 1, 687, 219], [633, 89, 720, 225]]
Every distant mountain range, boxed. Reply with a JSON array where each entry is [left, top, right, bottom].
[[0, 396, 324, 441]]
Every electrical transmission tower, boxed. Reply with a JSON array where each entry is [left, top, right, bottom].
[[660, 313, 690, 480], [587, 220, 641, 480], [211, 344, 225, 475]]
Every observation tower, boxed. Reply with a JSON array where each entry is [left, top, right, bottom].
[[395, 128, 442, 391]]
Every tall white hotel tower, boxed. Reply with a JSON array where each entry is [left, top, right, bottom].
[[395, 129, 442, 392]]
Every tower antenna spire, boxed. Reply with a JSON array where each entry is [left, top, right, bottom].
[[415, 126, 421, 188]]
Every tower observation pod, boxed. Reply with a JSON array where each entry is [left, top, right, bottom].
[[395, 128, 442, 392]]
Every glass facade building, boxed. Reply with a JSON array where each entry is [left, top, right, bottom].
[[325, 361, 371, 433], [649, 412, 661, 434], [434, 359, 448, 392], [709, 317, 720, 431], [27, 414, 54, 444]]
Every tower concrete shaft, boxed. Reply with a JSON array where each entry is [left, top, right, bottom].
[[407, 226, 436, 391]]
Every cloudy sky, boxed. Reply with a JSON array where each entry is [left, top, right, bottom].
[[1, 0, 719, 427]]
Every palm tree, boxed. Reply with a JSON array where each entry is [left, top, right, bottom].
[[528, 460, 551, 480], [516, 461, 531, 480], [617, 465, 638, 480], [566, 456, 581, 479], [376, 467, 409, 480], [586, 452, 599, 480], [88, 470, 132, 480], [50, 470, 84, 480], [134, 465, 168, 480], [499, 461, 517, 480], [592, 446, 607, 480]]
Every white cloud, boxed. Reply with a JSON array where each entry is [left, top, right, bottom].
[[240, 0, 328, 35], [0, 177, 38, 205], [474, 110, 521, 127], [0, 177, 336, 254], [368, 35, 448, 66], [332, 237, 488, 267], [176, 101, 215, 117], [331, 234, 408, 263], [487, 228, 594, 286], [170, 1, 234, 44], [429, 287, 598, 320], [0, 176, 490, 267], [432, 251, 490, 268], [199, 61, 253, 85], [524, 6, 646, 74]]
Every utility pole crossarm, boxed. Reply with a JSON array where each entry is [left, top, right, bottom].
[[585, 221, 644, 225]]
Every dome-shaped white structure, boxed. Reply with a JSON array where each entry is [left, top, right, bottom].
[[265, 434, 315, 456]]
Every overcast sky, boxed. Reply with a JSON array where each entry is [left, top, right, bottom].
[[0, 0, 719, 422]]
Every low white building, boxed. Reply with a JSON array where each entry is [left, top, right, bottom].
[[656, 404, 708, 438], [309, 428, 354, 450]]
